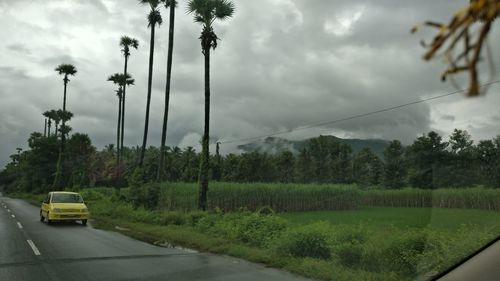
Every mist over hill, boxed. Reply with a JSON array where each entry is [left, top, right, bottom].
[[237, 136, 390, 157]]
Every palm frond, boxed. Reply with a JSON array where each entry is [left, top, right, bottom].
[[187, 0, 234, 25], [55, 64, 77, 76], [107, 73, 120, 83], [213, 0, 235, 20], [139, 0, 160, 9], [147, 9, 163, 27], [164, 0, 177, 8]]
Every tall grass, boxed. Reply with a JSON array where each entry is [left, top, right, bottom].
[[158, 183, 362, 212], [363, 188, 500, 211]]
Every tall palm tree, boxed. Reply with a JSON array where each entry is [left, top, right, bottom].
[[157, 0, 177, 181], [139, 0, 163, 166], [55, 64, 77, 149], [54, 64, 76, 188], [119, 36, 139, 160], [188, 0, 235, 210], [108, 73, 135, 164]]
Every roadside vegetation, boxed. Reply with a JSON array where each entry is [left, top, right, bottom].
[[9, 184, 500, 281]]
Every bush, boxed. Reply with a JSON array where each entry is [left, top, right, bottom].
[[277, 223, 332, 260], [257, 206, 275, 215], [157, 211, 187, 226], [143, 183, 160, 210], [336, 243, 364, 267], [233, 213, 288, 246], [383, 232, 428, 276]]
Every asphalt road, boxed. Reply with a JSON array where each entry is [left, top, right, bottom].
[[0, 195, 310, 281]]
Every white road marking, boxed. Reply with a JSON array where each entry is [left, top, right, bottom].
[[7, 209, 10, 212], [27, 240, 41, 256], [11, 214, 15, 218], [17, 222, 23, 229]]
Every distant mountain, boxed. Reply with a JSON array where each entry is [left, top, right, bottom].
[[237, 136, 390, 157]]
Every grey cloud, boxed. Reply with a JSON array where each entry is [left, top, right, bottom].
[[1, 0, 500, 168], [441, 115, 455, 122]]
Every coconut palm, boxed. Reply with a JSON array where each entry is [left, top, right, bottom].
[[157, 0, 177, 181], [119, 36, 139, 159], [138, 0, 163, 166], [108, 73, 135, 164], [187, 0, 235, 210]]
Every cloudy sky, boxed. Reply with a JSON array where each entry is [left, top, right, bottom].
[[1, 0, 500, 167]]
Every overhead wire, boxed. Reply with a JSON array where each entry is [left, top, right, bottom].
[[216, 80, 500, 146]]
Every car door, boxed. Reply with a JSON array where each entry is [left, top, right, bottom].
[[41, 193, 51, 216]]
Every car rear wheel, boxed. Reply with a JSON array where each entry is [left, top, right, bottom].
[[81, 219, 87, 226]]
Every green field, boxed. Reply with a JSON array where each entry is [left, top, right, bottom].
[[281, 207, 500, 230]]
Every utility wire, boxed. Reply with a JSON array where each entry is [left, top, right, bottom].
[[218, 80, 500, 145]]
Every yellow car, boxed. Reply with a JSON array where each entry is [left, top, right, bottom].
[[40, 191, 89, 226]]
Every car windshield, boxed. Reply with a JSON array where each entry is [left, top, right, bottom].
[[51, 194, 83, 204]]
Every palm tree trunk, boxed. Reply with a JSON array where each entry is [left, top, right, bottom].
[[117, 92, 122, 165], [140, 24, 156, 166], [158, 5, 176, 181], [44, 118, 47, 137], [48, 120, 52, 137], [121, 56, 129, 161], [61, 76, 68, 151], [198, 47, 210, 211]]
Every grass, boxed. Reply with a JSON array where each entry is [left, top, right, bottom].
[[280, 207, 500, 230], [156, 182, 362, 211]]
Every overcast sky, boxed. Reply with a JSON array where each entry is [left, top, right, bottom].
[[1, 0, 500, 168]]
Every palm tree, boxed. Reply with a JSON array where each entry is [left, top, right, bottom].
[[43, 111, 52, 137], [139, 0, 163, 166], [157, 0, 177, 181], [44, 118, 47, 137], [119, 36, 139, 160], [54, 64, 76, 188], [188, 0, 235, 210], [51, 109, 61, 137], [108, 73, 135, 164], [55, 64, 77, 148], [56, 110, 74, 137]]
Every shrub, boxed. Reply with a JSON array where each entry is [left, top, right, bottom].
[[383, 232, 428, 276], [277, 223, 332, 260], [143, 183, 160, 210], [157, 211, 186, 226], [233, 214, 288, 246], [257, 206, 275, 215], [336, 243, 364, 267]]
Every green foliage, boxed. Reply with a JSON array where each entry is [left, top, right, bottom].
[[382, 231, 429, 275], [276, 222, 332, 260], [384, 140, 406, 189], [353, 147, 383, 187]]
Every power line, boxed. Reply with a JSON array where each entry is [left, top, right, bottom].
[[218, 80, 500, 145]]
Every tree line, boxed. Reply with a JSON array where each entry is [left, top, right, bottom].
[[2, 129, 500, 194]]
